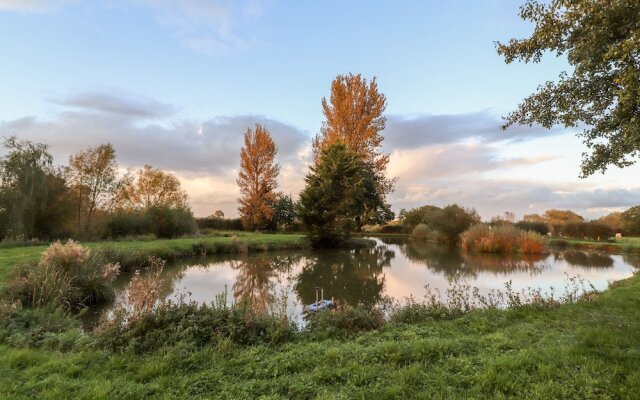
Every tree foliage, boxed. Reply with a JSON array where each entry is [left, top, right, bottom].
[[403, 204, 480, 244], [497, 0, 640, 176], [621, 205, 640, 235], [116, 165, 189, 211], [66, 143, 120, 235], [0, 137, 71, 239], [297, 143, 393, 247], [237, 124, 280, 231], [313, 73, 394, 195]]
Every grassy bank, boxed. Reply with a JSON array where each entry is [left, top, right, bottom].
[[1, 272, 639, 398], [549, 236, 640, 253], [0, 233, 306, 284]]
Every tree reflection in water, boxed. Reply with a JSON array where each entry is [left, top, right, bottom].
[[387, 237, 547, 278], [623, 253, 640, 271], [560, 250, 614, 269], [295, 245, 394, 309], [230, 255, 298, 315]]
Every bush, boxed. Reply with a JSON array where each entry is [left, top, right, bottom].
[[196, 217, 244, 231], [411, 223, 432, 240], [563, 222, 614, 240], [515, 221, 549, 236], [460, 224, 546, 254], [146, 207, 197, 239], [6, 240, 119, 310], [103, 211, 151, 238], [305, 306, 384, 338]]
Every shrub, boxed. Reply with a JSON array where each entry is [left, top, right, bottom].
[[196, 217, 244, 231], [515, 221, 549, 236], [6, 240, 119, 310], [146, 207, 197, 239], [103, 211, 151, 238], [460, 224, 546, 254], [563, 222, 614, 240], [411, 223, 431, 239]]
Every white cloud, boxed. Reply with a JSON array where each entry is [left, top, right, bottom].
[[129, 0, 261, 55]]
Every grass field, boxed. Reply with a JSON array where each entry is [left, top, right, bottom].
[[1, 271, 639, 398], [0, 233, 306, 284]]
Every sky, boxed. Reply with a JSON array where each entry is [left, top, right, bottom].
[[0, 0, 638, 219]]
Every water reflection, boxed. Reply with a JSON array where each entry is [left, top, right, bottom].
[[231, 255, 297, 314], [559, 250, 614, 269], [99, 237, 637, 323], [391, 238, 547, 278], [295, 246, 393, 308]]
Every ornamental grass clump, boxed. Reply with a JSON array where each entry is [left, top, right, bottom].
[[460, 224, 546, 254], [6, 240, 119, 310]]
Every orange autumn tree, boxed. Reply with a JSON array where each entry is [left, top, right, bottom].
[[313, 73, 394, 195], [237, 124, 280, 230]]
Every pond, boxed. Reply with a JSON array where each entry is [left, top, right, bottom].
[[101, 237, 639, 324]]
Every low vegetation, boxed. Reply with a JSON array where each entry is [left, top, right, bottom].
[[460, 224, 547, 254], [1, 264, 638, 398], [5, 240, 119, 310]]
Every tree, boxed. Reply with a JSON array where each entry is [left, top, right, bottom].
[[0, 136, 69, 239], [237, 124, 280, 231], [621, 206, 640, 235], [213, 210, 225, 219], [297, 143, 393, 247], [542, 209, 584, 226], [428, 204, 481, 245], [116, 165, 189, 211], [270, 193, 297, 232], [595, 211, 624, 233], [313, 73, 394, 196], [497, 0, 640, 176], [67, 143, 120, 235]]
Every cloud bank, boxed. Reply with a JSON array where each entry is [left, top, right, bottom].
[[1, 89, 638, 219]]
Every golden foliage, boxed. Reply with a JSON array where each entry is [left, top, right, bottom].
[[66, 143, 119, 234], [313, 73, 392, 193], [237, 124, 280, 230], [116, 165, 189, 210]]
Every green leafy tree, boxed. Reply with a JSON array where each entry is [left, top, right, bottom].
[[0, 137, 72, 239], [430, 204, 481, 245], [621, 206, 640, 235], [269, 193, 297, 232], [297, 143, 393, 247], [497, 0, 640, 176]]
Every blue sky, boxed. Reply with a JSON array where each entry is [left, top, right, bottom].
[[1, 0, 638, 218]]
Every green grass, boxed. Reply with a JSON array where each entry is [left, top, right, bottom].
[[1, 273, 639, 399], [0, 233, 306, 285], [549, 236, 640, 253]]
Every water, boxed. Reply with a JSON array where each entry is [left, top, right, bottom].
[[104, 237, 639, 323]]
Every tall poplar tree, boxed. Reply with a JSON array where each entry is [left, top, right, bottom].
[[313, 73, 394, 195], [237, 124, 280, 230]]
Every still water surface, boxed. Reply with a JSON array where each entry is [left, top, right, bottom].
[[108, 237, 639, 322]]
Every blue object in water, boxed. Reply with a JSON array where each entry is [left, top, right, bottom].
[[308, 299, 334, 313]]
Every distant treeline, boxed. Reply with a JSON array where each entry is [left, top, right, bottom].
[[379, 205, 640, 242]]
